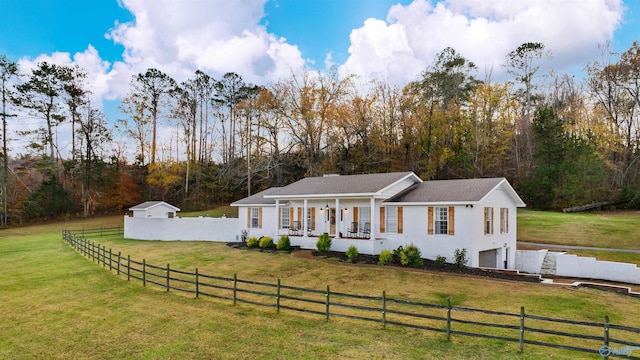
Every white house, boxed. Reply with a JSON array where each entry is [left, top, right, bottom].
[[129, 201, 181, 218], [231, 172, 526, 269]]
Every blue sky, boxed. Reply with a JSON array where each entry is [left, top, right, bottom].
[[0, 0, 132, 61], [261, 0, 413, 66], [1, 0, 639, 157], [1, 0, 413, 70], [3, 0, 637, 83]]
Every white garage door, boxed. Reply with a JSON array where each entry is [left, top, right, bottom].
[[479, 249, 498, 268]]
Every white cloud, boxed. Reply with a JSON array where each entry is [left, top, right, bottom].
[[107, 0, 305, 85], [339, 0, 624, 84]]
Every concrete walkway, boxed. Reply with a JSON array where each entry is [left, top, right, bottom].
[[518, 242, 640, 254]]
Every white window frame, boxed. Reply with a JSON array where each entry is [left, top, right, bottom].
[[385, 207, 398, 234], [500, 207, 508, 234], [485, 207, 493, 235], [251, 208, 260, 228], [281, 207, 290, 229], [434, 207, 448, 235]]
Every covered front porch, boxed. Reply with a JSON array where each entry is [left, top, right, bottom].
[[271, 197, 379, 241]]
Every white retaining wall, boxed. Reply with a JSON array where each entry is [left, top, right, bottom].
[[515, 250, 640, 285], [515, 250, 548, 274], [124, 216, 239, 242], [555, 254, 640, 285]]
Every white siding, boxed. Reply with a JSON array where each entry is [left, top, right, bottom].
[[132, 204, 177, 218], [378, 187, 518, 268], [473, 187, 518, 268], [237, 206, 278, 239], [381, 205, 475, 265]]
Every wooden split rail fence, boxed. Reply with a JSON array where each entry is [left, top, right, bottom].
[[63, 229, 640, 358]]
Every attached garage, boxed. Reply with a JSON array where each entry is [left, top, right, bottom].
[[479, 249, 498, 268]]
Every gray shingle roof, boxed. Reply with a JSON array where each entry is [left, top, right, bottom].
[[129, 201, 180, 211], [231, 173, 525, 207], [385, 178, 508, 203], [231, 187, 285, 205], [268, 172, 417, 196]]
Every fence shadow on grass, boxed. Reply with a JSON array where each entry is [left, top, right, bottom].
[[63, 229, 640, 359]]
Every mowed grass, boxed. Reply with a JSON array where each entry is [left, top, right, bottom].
[[2, 213, 640, 359], [517, 209, 640, 265], [517, 209, 640, 249]]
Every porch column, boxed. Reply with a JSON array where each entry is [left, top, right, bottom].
[[335, 198, 341, 238], [369, 198, 376, 240], [303, 199, 308, 237], [275, 200, 280, 237]]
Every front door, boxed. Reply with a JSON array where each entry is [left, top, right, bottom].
[[329, 208, 336, 235]]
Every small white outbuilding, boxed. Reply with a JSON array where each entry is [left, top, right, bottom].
[[129, 201, 180, 219]]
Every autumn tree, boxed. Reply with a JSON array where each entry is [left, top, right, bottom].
[[278, 69, 354, 176], [254, 86, 287, 186], [406, 47, 479, 178], [464, 80, 517, 178], [587, 42, 640, 189], [371, 81, 404, 172], [117, 93, 151, 165], [147, 161, 183, 202], [617, 42, 640, 185]]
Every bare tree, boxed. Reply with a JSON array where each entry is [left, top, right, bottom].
[[116, 93, 151, 166]]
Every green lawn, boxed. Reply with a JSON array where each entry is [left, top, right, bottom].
[[2, 213, 640, 359], [517, 209, 640, 265], [517, 209, 640, 249]]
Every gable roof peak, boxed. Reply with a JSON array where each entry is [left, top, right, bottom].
[[268, 171, 420, 197], [385, 177, 525, 206]]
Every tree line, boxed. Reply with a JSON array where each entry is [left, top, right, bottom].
[[1, 41, 640, 225]]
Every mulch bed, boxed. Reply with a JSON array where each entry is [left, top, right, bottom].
[[226, 242, 540, 283], [310, 250, 541, 283], [226, 242, 301, 253]]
